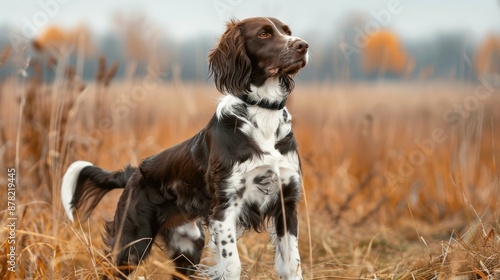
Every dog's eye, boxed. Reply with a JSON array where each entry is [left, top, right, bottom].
[[258, 31, 270, 38], [285, 31, 292, 35]]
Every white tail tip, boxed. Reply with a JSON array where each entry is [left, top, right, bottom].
[[61, 161, 93, 222]]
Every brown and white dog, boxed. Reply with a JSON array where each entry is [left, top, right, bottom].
[[61, 17, 308, 279]]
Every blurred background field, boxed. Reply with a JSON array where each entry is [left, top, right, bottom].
[[1, 0, 500, 279]]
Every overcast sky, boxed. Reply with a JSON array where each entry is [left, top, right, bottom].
[[1, 0, 499, 42]]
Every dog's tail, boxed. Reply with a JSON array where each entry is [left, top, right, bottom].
[[61, 161, 137, 222]]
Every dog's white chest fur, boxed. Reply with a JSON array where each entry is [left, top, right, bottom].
[[247, 107, 284, 146], [217, 94, 292, 149], [216, 94, 299, 217]]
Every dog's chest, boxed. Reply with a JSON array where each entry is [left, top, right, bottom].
[[228, 106, 298, 214], [245, 107, 291, 151]]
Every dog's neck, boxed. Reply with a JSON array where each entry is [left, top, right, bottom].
[[238, 78, 289, 110], [238, 95, 287, 110]]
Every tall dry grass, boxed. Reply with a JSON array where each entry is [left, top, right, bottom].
[[1, 48, 500, 279]]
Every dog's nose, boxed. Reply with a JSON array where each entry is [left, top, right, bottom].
[[293, 39, 309, 54]]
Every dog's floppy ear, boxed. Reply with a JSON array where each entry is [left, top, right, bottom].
[[208, 19, 252, 96]]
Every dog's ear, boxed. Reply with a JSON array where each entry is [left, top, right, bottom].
[[208, 19, 252, 96]]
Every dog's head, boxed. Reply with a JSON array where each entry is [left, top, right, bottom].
[[208, 17, 309, 98]]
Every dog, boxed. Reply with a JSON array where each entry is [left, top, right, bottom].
[[61, 17, 309, 279]]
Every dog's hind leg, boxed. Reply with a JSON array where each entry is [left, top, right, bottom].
[[104, 173, 162, 278], [157, 220, 205, 278]]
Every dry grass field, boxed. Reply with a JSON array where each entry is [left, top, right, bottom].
[[1, 56, 500, 279]]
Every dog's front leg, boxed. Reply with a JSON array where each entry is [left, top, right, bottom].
[[271, 175, 303, 280], [209, 211, 241, 280]]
